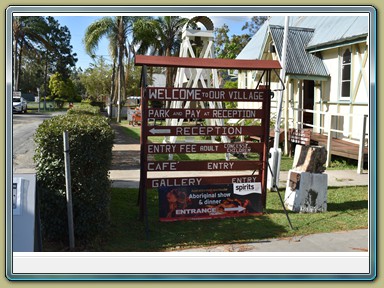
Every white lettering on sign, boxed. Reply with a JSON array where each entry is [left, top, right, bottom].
[[147, 88, 203, 100], [233, 182, 262, 195], [151, 178, 202, 188], [205, 90, 225, 100], [175, 207, 217, 215], [231, 176, 258, 183], [176, 126, 243, 136], [228, 90, 264, 101], [224, 143, 252, 154], [184, 109, 201, 118], [207, 162, 234, 170], [212, 110, 257, 118], [148, 144, 177, 154], [198, 145, 218, 152], [147, 162, 177, 171], [148, 109, 170, 118]]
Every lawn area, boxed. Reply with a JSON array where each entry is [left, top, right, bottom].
[[43, 185, 368, 252], [42, 122, 367, 252], [99, 185, 368, 252]]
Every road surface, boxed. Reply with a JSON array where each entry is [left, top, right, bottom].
[[12, 113, 55, 173]]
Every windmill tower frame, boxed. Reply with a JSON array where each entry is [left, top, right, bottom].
[[166, 17, 229, 153]]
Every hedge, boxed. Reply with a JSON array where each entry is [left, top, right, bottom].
[[67, 103, 100, 115], [34, 113, 114, 246]]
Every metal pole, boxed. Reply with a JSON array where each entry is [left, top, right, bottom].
[[37, 88, 40, 113], [271, 16, 289, 188], [326, 115, 333, 167], [357, 115, 367, 174], [63, 131, 75, 249], [44, 51, 48, 111]]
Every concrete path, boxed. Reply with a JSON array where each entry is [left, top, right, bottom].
[[173, 229, 369, 252]]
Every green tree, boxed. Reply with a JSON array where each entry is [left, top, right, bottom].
[[18, 48, 46, 93], [214, 24, 248, 87], [215, 24, 250, 60], [135, 16, 190, 87], [83, 16, 136, 122], [80, 56, 112, 102], [12, 16, 49, 91], [48, 72, 76, 107], [242, 16, 268, 36], [44, 17, 78, 80], [13, 16, 77, 111], [70, 67, 86, 101]]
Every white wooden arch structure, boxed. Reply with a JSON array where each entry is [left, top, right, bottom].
[[166, 16, 229, 155]]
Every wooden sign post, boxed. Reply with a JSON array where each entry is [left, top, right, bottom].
[[135, 55, 280, 223]]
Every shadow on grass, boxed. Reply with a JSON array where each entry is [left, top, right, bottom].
[[105, 188, 288, 252], [327, 200, 368, 212]]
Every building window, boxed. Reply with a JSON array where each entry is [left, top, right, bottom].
[[340, 48, 351, 99]]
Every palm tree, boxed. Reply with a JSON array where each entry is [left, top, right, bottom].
[[12, 16, 49, 91], [133, 16, 190, 87], [84, 16, 135, 122]]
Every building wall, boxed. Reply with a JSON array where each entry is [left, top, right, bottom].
[[318, 42, 369, 141], [238, 40, 369, 143]]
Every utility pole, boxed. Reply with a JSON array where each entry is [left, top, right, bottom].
[[37, 88, 40, 113], [63, 131, 75, 250], [269, 16, 289, 190]]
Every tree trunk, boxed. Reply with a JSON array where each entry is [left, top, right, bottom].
[[116, 17, 124, 123], [165, 47, 173, 87], [13, 38, 18, 91], [109, 60, 116, 119], [17, 41, 24, 91]]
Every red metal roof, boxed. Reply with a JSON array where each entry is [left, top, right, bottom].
[[135, 55, 281, 70]]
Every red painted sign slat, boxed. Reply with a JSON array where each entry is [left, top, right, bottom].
[[147, 125, 264, 137], [146, 142, 264, 154], [146, 87, 267, 102], [147, 108, 265, 119], [147, 174, 262, 188], [147, 160, 262, 171]]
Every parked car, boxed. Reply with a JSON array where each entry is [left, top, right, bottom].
[[13, 96, 27, 113]]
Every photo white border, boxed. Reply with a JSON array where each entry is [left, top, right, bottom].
[[6, 5, 377, 281]]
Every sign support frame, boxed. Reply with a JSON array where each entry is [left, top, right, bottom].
[[138, 65, 150, 239], [136, 55, 281, 224]]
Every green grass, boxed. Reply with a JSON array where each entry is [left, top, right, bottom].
[[27, 101, 72, 113], [42, 185, 367, 252], [328, 155, 360, 170]]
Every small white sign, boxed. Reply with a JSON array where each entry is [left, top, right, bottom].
[[233, 182, 261, 195], [13, 177, 23, 215]]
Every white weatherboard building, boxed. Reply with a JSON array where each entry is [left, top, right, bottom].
[[236, 16, 369, 160]]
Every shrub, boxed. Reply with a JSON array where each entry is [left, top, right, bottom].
[[34, 114, 115, 246], [81, 99, 105, 111], [67, 103, 100, 116]]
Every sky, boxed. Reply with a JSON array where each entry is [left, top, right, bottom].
[[55, 15, 252, 70]]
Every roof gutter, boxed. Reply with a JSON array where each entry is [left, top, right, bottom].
[[306, 35, 368, 53]]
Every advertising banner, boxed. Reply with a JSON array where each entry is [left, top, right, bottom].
[[159, 183, 263, 221]]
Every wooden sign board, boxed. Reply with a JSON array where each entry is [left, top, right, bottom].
[[148, 174, 262, 188], [146, 125, 263, 137], [139, 87, 271, 221], [147, 108, 264, 119], [147, 87, 267, 102], [147, 160, 263, 172], [289, 128, 311, 145], [146, 142, 263, 154], [135, 57, 275, 223]]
